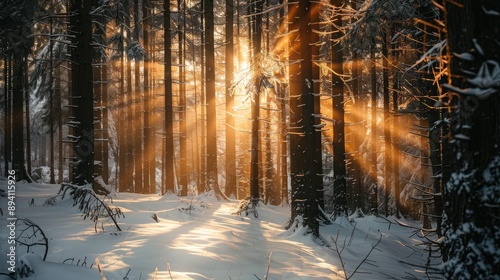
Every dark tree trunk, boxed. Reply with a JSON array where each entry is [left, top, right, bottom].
[[250, 0, 263, 206], [50, 19, 56, 184], [299, 0, 320, 236], [311, 0, 324, 212], [55, 53, 63, 183], [348, 0, 364, 214], [199, 0, 206, 194], [288, 0, 320, 236], [276, 0, 287, 205], [122, 0, 132, 191], [118, 26, 127, 192], [93, 55, 103, 189], [4, 55, 11, 177], [442, 0, 500, 278], [382, 31, 390, 216], [164, 0, 175, 194], [250, 83, 260, 205], [288, 0, 303, 223], [24, 55, 31, 178], [133, 0, 143, 193], [143, 0, 153, 193], [70, 0, 94, 186], [205, 0, 224, 199], [12, 46, 29, 182], [392, 41, 401, 217], [370, 43, 378, 215], [101, 63, 109, 185], [331, 0, 347, 217], [178, 0, 188, 196], [92, 0, 107, 189]]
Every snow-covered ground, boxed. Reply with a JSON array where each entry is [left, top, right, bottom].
[[0, 179, 433, 280]]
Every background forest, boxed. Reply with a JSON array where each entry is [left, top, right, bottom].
[[1, 0, 499, 278]]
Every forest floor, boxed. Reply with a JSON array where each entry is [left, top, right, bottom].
[[0, 178, 437, 280]]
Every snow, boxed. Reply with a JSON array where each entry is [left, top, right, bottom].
[[1, 180, 432, 280]]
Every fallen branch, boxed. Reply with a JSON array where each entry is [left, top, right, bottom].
[[59, 183, 124, 232], [331, 233, 383, 280]]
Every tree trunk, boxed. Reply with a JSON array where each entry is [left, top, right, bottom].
[[370, 43, 378, 215], [122, 0, 132, 191], [70, 0, 94, 186], [311, 0, 324, 212], [12, 45, 28, 181], [3, 55, 11, 177], [205, 0, 224, 199], [288, 0, 303, 222], [225, 0, 237, 198], [382, 31, 390, 216], [178, 0, 188, 196], [102, 63, 109, 185], [55, 52, 63, 183], [348, 0, 363, 214], [118, 26, 127, 192], [250, 0, 263, 206], [24, 54, 31, 179], [276, 0, 287, 205], [93, 56, 103, 190], [392, 49, 401, 217], [331, 0, 347, 217], [288, 0, 320, 236], [143, 0, 152, 193], [199, 0, 207, 194], [442, 0, 500, 277], [164, 0, 175, 194], [133, 0, 143, 193]]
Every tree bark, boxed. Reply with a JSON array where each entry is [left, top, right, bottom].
[[199, 0, 206, 194], [331, 0, 347, 217], [288, 0, 320, 236], [164, 0, 175, 194], [205, 0, 223, 198], [143, 0, 152, 193], [225, 0, 237, 198], [370, 43, 378, 215], [442, 0, 500, 277], [250, 0, 263, 206], [3, 55, 11, 177], [382, 31, 390, 216], [70, 0, 94, 186]]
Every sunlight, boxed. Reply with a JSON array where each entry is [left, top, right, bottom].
[[170, 226, 235, 262]]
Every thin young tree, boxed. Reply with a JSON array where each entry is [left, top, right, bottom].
[[164, 0, 175, 194], [225, 0, 237, 198], [3, 54, 11, 177], [178, 0, 188, 196], [133, 0, 144, 193], [369, 42, 378, 215], [205, 0, 227, 199], [331, 0, 347, 217], [143, 0, 153, 193]]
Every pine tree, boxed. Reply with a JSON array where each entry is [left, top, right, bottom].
[[441, 0, 500, 277]]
